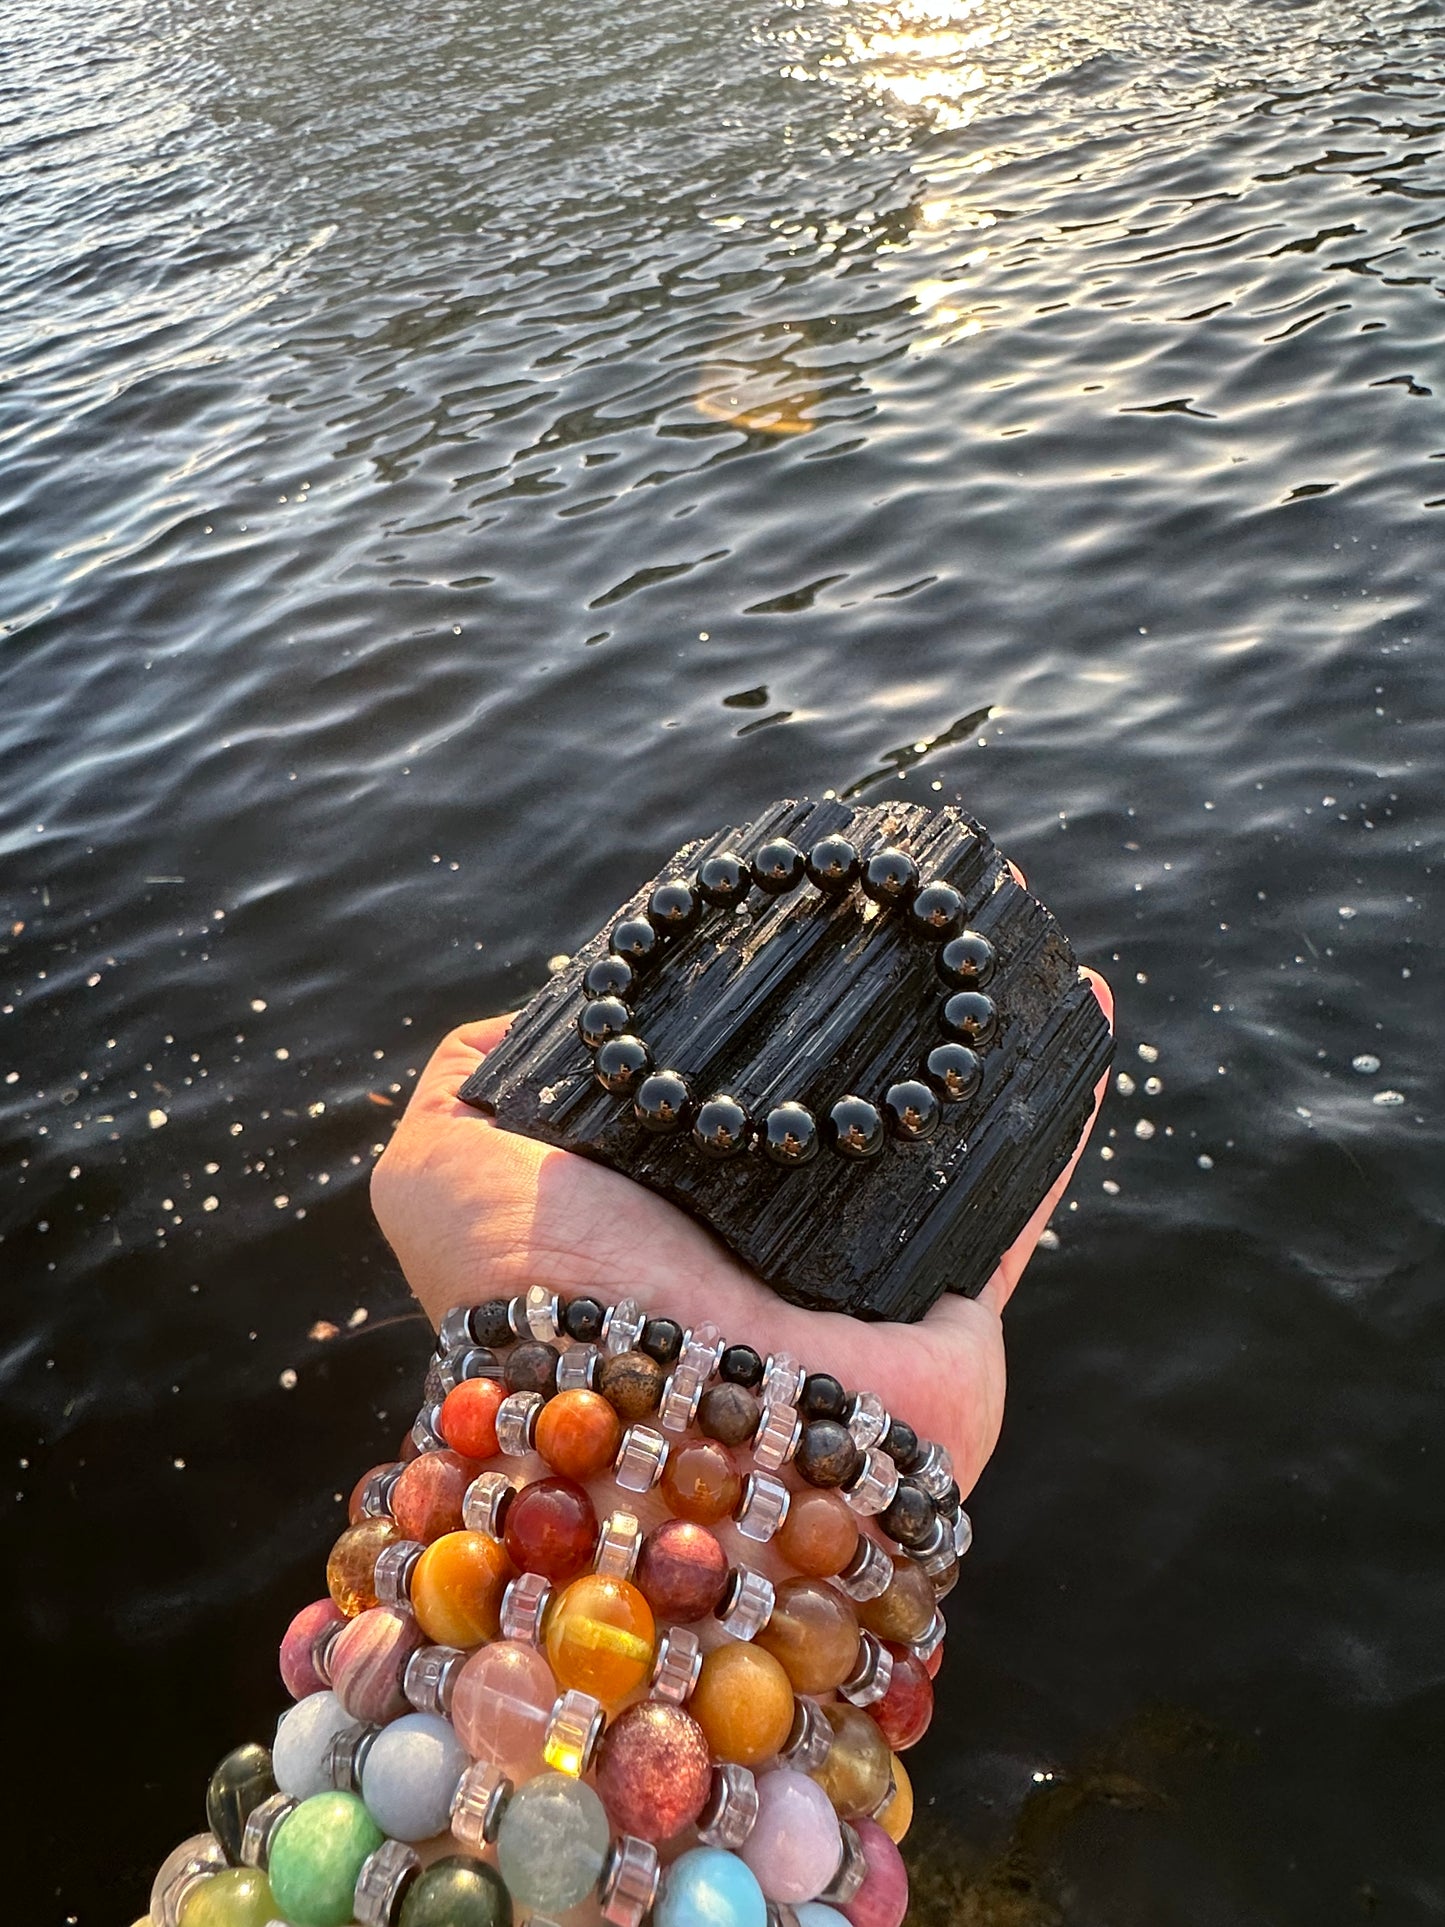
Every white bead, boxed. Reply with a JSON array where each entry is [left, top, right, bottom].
[[273, 1691, 360, 1801], [360, 1713, 469, 1842]]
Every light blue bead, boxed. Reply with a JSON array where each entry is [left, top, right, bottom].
[[655, 1848, 768, 1927], [795, 1908, 850, 1927], [360, 1711, 469, 1841]]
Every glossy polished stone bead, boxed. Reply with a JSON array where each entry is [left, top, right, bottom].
[[327, 1519, 399, 1619], [799, 1373, 846, 1421], [611, 916, 662, 966], [941, 989, 999, 1048], [857, 1557, 937, 1644], [637, 1519, 729, 1621], [330, 1607, 422, 1726], [876, 1753, 913, 1843], [207, 1744, 276, 1864], [691, 1643, 795, 1767], [565, 1295, 606, 1341], [796, 1908, 851, 1927], [651, 1624, 704, 1703], [438, 1379, 505, 1462], [411, 1531, 514, 1648], [596, 1033, 654, 1095], [400, 1854, 513, 1927], [860, 848, 918, 906], [614, 1422, 670, 1491], [699, 1382, 762, 1446], [660, 1436, 742, 1524], [452, 1640, 557, 1776], [881, 1078, 940, 1143], [938, 929, 996, 988], [177, 1866, 276, 1927], [532, 1390, 620, 1482], [720, 1344, 764, 1388], [584, 954, 636, 1002], [269, 1791, 383, 1927], [596, 1702, 713, 1842], [635, 1068, 693, 1132], [504, 1475, 599, 1584], [640, 1315, 684, 1363], [496, 1771, 610, 1913], [825, 1096, 885, 1160], [840, 1818, 908, 1927], [751, 837, 807, 894], [648, 878, 701, 934], [756, 1578, 859, 1692], [762, 1101, 819, 1166], [696, 850, 751, 907], [740, 1769, 843, 1905], [778, 1489, 857, 1577], [697, 1764, 760, 1851], [281, 1599, 346, 1701], [881, 1419, 921, 1471], [657, 1847, 767, 1927], [543, 1687, 606, 1776], [810, 1706, 892, 1821], [360, 1712, 468, 1842], [871, 1647, 933, 1751], [907, 879, 965, 940], [805, 835, 861, 894], [796, 1419, 862, 1491], [580, 995, 632, 1051], [504, 1339, 559, 1395], [392, 1450, 479, 1545], [274, 1693, 358, 1803], [546, 1574, 656, 1706], [879, 1483, 936, 1550], [921, 1040, 982, 1102], [693, 1093, 753, 1159]]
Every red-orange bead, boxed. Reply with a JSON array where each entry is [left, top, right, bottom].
[[503, 1476, 599, 1585], [659, 1438, 742, 1525], [439, 1379, 506, 1461], [391, 1449, 481, 1543], [534, 1389, 623, 1482]]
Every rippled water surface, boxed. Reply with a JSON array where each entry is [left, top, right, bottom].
[[3, 0, 1443, 1915]]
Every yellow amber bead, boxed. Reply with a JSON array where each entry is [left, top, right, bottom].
[[326, 1518, 399, 1618], [877, 1753, 914, 1843], [689, 1642, 795, 1767], [411, 1530, 514, 1648], [810, 1702, 893, 1818], [544, 1574, 655, 1707]]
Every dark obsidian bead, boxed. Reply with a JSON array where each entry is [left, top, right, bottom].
[[941, 990, 999, 1048], [698, 1382, 762, 1446], [937, 1480, 962, 1518], [648, 878, 701, 935], [207, 1742, 275, 1864], [880, 1482, 937, 1550], [883, 1418, 919, 1470], [908, 880, 966, 941], [719, 1344, 764, 1389], [634, 1068, 693, 1133], [751, 837, 808, 895], [882, 1078, 941, 1143], [594, 1033, 653, 1095], [696, 851, 751, 908], [399, 1855, 511, 1927], [825, 1095, 885, 1160], [805, 835, 862, 894], [762, 1101, 819, 1167], [796, 1419, 862, 1490], [641, 1317, 684, 1365], [861, 847, 919, 906], [938, 929, 997, 989], [564, 1296, 606, 1343], [611, 916, 662, 967], [800, 1373, 848, 1422], [506, 1341, 559, 1396], [583, 953, 636, 1002], [472, 1298, 516, 1350], [692, 1094, 752, 1160], [923, 1041, 983, 1102], [578, 996, 632, 1051]]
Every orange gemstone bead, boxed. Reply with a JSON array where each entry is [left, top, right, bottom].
[[877, 1753, 914, 1843], [534, 1390, 622, 1482], [811, 1703, 893, 1819], [857, 1557, 937, 1645], [756, 1577, 860, 1693], [391, 1449, 480, 1544], [690, 1643, 795, 1767], [544, 1575, 656, 1708], [327, 1518, 399, 1618], [439, 1379, 506, 1461], [659, 1438, 741, 1526], [776, 1488, 858, 1578], [411, 1530, 514, 1648]]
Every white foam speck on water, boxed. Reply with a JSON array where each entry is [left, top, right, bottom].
[[1102, 1178, 1121, 1195], [1138, 1043, 1160, 1063], [279, 1368, 298, 1389], [1198, 1154, 1215, 1170], [148, 1107, 167, 1128], [1115, 1071, 1136, 1096], [1338, 906, 1357, 919], [1352, 1053, 1381, 1074], [1135, 1118, 1155, 1139], [1372, 1089, 1405, 1107]]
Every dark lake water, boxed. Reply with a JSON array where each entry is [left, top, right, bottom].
[[3, 0, 1443, 1916]]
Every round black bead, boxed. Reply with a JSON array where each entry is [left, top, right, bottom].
[[805, 835, 862, 894], [861, 846, 919, 906], [693, 1094, 752, 1160], [720, 1344, 764, 1388], [762, 1101, 820, 1166], [908, 880, 966, 941], [801, 1372, 848, 1421], [883, 1417, 919, 1469], [583, 953, 636, 1002], [578, 996, 632, 1051], [880, 1481, 937, 1550], [206, 1742, 276, 1865], [564, 1296, 606, 1342], [634, 1068, 693, 1133], [923, 1041, 983, 1101], [696, 851, 751, 908], [751, 837, 808, 895], [505, 1340, 559, 1396], [941, 990, 999, 1048], [641, 1317, 684, 1365], [595, 1033, 653, 1095], [611, 916, 662, 967], [471, 1298, 515, 1350], [796, 1418, 862, 1489], [648, 878, 701, 935], [882, 1078, 941, 1143], [698, 1382, 762, 1446], [938, 930, 997, 989], [825, 1094, 885, 1160]]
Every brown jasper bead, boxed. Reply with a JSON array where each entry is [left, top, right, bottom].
[[697, 1382, 761, 1447], [660, 1437, 742, 1526], [391, 1449, 481, 1544], [776, 1489, 859, 1578], [795, 1418, 861, 1490], [756, 1577, 861, 1693], [326, 1518, 399, 1618], [636, 1520, 730, 1623], [598, 1350, 665, 1420], [857, 1555, 938, 1645], [505, 1340, 559, 1396], [811, 1702, 894, 1818]]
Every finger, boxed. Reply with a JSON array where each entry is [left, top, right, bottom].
[[405, 1013, 517, 1123]]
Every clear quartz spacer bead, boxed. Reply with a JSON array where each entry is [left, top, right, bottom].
[[761, 1351, 805, 1406], [599, 1835, 661, 1927], [733, 1470, 791, 1544], [909, 1609, 947, 1668], [499, 1570, 552, 1645], [614, 1424, 669, 1492], [450, 1761, 513, 1851], [834, 1531, 893, 1603], [462, 1470, 519, 1538], [678, 1322, 723, 1378], [556, 1342, 600, 1394], [844, 1446, 899, 1517], [149, 1836, 228, 1927], [373, 1539, 424, 1607], [953, 1508, 974, 1558], [495, 1389, 544, 1457], [506, 1294, 530, 1339], [845, 1389, 890, 1452], [353, 1838, 421, 1926], [911, 1517, 959, 1587], [912, 1439, 955, 1500], [697, 1763, 759, 1851], [650, 1625, 702, 1704], [715, 1567, 775, 1641], [313, 1619, 343, 1687], [751, 1402, 802, 1473], [839, 1632, 893, 1709], [543, 1688, 607, 1776], [659, 1363, 706, 1433], [324, 1722, 379, 1793], [595, 1509, 643, 1581], [403, 1643, 468, 1717], [818, 1822, 868, 1907], [437, 1305, 476, 1355], [525, 1285, 563, 1342], [410, 1404, 446, 1455], [602, 1296, 646, 1356], [240, 1792, 296, 1868], [358, 1464, 402, 1520], [779, 1696, 833, 1773], [438, 1345, 502, 1394]]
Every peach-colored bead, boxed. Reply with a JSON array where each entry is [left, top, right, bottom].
[[690, 1643, 795, 1768], [756, 1578, 859, 1694], [452, 1639, 558, 1777], [775, 1488, 858, 1578]]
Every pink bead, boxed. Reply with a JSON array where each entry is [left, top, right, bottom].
[[451, 1639, 558, 1777], [842, 1819, 909, 1927], [329, 1606, 422, 1725], [280, 1598, 345, 1700], [740, 1768, 843, 1904]]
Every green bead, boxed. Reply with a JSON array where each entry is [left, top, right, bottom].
[[206, 1743, 276, 1864], [268, 1791, 383, 1927], [179, 1868, 277, 1927], [399, 1855, 512, 1927]]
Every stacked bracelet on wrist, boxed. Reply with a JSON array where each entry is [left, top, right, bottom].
[[148, 1289, 969, 1927]]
